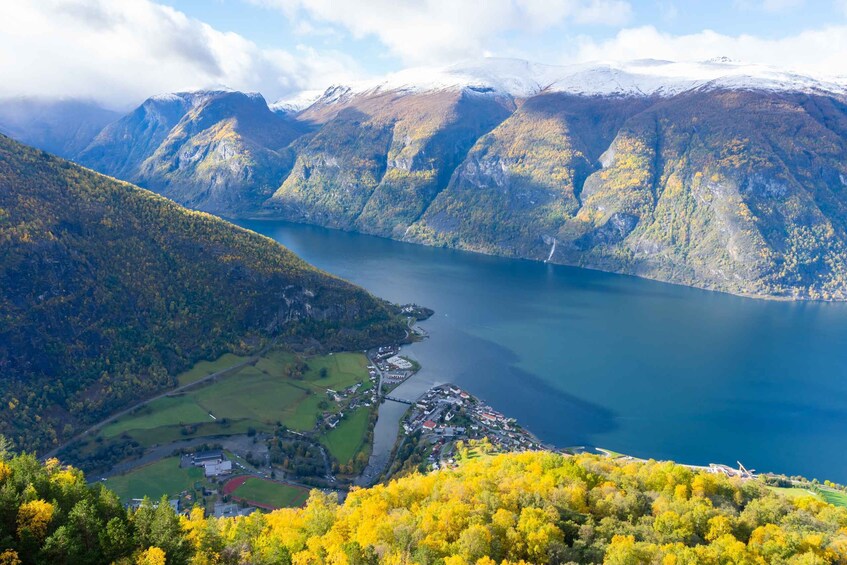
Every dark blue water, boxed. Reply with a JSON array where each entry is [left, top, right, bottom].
[[236, 219, 847, 482]]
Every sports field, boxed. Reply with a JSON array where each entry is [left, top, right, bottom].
[[225, 476, 310, 509]]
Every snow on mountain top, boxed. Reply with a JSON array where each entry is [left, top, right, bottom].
[[309, 57, 847, 104], [149, 88, 265, 106], [270, 90, 324, 113]]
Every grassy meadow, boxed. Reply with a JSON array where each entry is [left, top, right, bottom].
[[104, 457, 202, 502], [88, 349, 376, 472], [320, 407, 372, 465]]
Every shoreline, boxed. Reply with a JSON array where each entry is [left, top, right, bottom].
[[235, 215, 840, 304]]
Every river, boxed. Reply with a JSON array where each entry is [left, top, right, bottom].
[[234, 219, 847, 482]]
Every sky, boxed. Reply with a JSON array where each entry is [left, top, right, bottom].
[[2, 0, 847, 108]]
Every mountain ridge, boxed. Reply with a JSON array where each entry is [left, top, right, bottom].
[[5, 57, 847, 299], [297, 57, 847, 105]]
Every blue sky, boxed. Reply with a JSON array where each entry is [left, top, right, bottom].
[[2, 0, 847, 107], [163, 0, 847, 73]]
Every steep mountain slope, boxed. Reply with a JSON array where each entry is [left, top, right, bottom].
[[78, 90, 305, 214], [268, 88, 514, 236], [263, 59, 847, 299], [36, 57, 847, 299], [0, 135, 404, 453], [403, 93, 652, 256], [0, 98, 120, 159], [408, 90, 847, 298]]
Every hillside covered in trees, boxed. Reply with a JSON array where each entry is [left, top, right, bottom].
[[2, 447, 847, 564], [0, 135, 405, 454]]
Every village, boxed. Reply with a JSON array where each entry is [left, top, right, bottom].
[[397, 384, 544, 473]]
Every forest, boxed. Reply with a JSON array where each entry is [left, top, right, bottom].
[[0, 135, 406, 454], [2, 441, 847, 564]]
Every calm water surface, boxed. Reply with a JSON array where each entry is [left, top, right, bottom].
[[236, 219, 847, 482]]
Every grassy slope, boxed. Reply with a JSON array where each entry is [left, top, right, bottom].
[[176, 353, 248, 386], [101, 396, 212, 439], [303, 352, 372, 391], [0, 135, 404, 453], [819, 488, 847, 508]]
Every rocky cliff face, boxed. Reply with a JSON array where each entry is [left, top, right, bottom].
[[78, 90, 304, 214], [267, 86, 847, 299], [7, 59, 847, 299], [268, 89, 514, 236]]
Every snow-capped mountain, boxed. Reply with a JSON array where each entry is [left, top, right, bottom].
[[300, 57, 847, 108], [6, 57, 847, 300], [269, 90, 324, 114]]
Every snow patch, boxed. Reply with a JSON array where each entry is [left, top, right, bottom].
[[306, 57, 847, 103], [270, 89, 324, 113], [149, 87, 264, 108]]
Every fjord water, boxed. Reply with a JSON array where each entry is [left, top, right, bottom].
[[236, 219, 847, 482]]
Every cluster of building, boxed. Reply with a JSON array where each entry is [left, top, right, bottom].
[[213, 502, 256, 518], [322, 381, 379, 430], [368, 346, 417, 387], [185, 450, 233, 478], [403, 385, 542, 462], [326, 382, 364, 403]]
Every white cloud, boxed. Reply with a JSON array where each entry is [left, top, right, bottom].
[[571, 25, 847, 79], [254, 0, 633, 66], [3, 0, 846, 108], [0, 0, 360, 107]]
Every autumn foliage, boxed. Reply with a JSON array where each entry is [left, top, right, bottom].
[[3, 445, 847, 564]]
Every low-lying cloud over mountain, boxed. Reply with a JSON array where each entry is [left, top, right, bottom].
[[4, 0, 847, 108]]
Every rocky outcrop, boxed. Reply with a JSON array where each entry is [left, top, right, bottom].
[[78, 90, 304, 214]]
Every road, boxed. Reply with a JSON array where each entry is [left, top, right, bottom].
[[43, 355, 260, 460]]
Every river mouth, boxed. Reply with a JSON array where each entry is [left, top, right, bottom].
[[234, 218, 847, 483]]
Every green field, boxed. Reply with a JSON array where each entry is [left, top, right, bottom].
[[768, 486, 820, 501], [766, 485, 847, 509], [94, 350, 374, 455], [818, 488, 847, 508], [304, 352, 372, 391], [193, 366, 309, 422], [104, 457, 202, 502], [128, 419, 268, 447], [232, 477, 310, 508], [321, 407, 371, 465], [253, 350, 297, 377], [284, 393, 325, 431], [176, 353, 248, 386], [101, 395, 212, 438]]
